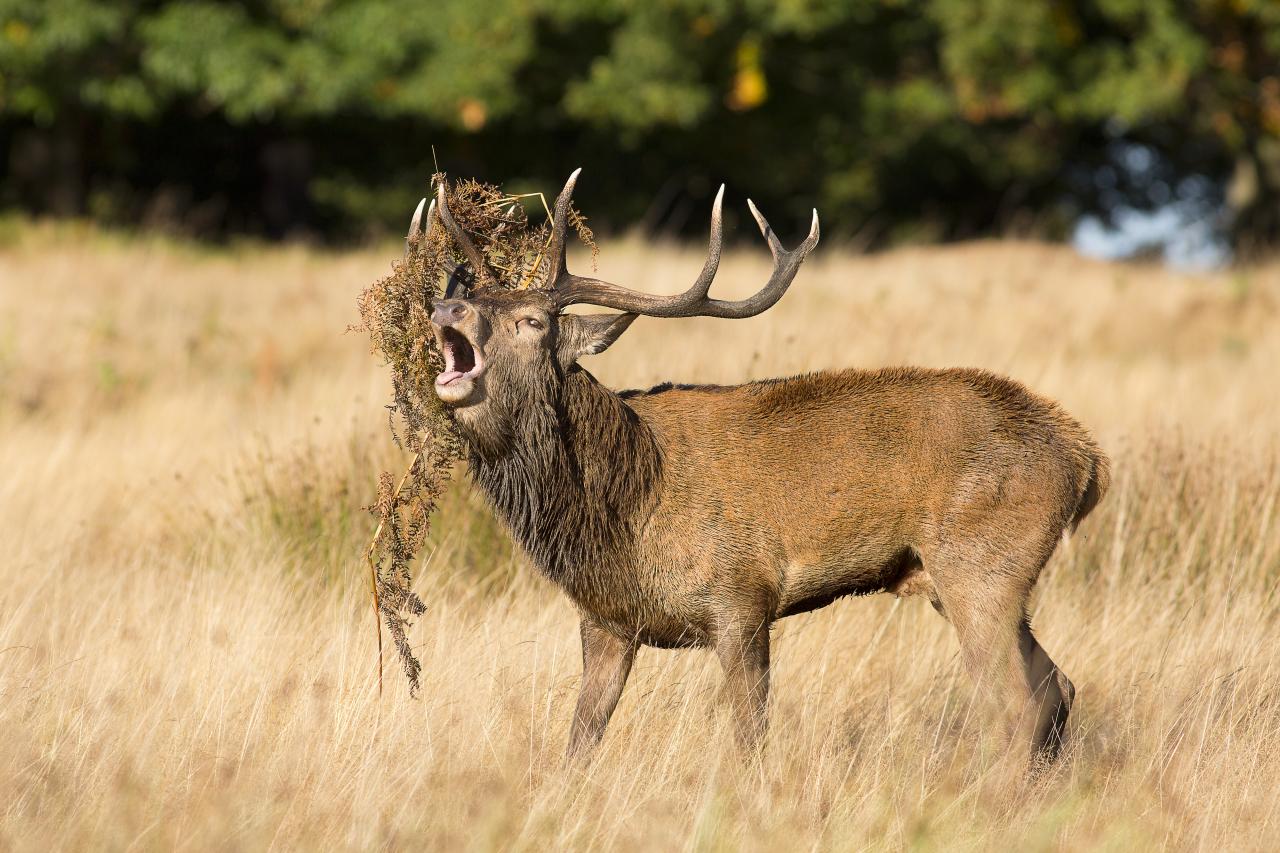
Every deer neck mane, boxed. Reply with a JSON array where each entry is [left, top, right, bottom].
[[461, 367, 662, 587]]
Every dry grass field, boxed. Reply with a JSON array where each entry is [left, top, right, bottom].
[[2, 220, 1279, 850]]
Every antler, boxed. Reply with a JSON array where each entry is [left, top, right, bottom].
[[404, 195, 471, 298], [546, 170, 819, 318], [432, 176, 498, 287]]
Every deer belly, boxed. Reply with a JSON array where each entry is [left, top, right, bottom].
[[777, 544, 920, 618]]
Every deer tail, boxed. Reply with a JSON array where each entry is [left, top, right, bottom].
[[1069, 445, 1111, 533]]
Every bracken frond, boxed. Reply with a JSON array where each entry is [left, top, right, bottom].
[[354, 172, 594, 696]]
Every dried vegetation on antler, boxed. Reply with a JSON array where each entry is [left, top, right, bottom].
[[354, 173, 594, 694]]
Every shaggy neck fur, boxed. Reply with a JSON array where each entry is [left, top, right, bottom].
[[460, 366, 663, 599]]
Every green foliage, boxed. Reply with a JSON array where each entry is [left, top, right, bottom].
[[0, 0, 536, 125], [1, 0, 1277, 247], [564, 8, 711, 132]]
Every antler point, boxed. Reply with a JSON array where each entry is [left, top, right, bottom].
[[407, 197, 427, 239]]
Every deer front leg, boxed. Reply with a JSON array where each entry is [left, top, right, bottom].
[[714, 619, 772, 751], [566, 618, 635, 764]]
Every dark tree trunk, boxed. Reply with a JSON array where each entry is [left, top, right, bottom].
[[6, 121, 85, 216]]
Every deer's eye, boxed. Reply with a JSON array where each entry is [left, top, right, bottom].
[[518, 317, 544, 332]]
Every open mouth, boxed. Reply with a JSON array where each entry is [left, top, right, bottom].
[[436, 326, 484, 387]]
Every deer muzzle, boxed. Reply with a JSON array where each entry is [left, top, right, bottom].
[[430, 300, 487, 405]]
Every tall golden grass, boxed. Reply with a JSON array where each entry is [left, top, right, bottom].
[[1, 221, 1278, 850]]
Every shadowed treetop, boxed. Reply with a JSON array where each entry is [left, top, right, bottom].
[[1, 0, 1277, 250]]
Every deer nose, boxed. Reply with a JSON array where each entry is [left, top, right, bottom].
[[431, 300, 469, 325]]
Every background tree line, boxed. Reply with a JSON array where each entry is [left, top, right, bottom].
[[1, 0, 1277, 253]]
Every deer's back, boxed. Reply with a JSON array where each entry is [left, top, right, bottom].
[[626, 366, 1098, 485]]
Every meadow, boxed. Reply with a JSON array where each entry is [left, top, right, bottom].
[[1, 221, 1278, 850]]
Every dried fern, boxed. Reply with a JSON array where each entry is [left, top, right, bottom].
[[354, 172, 595, 696]]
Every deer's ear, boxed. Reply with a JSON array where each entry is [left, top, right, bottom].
[[557, 313, 637, 367]]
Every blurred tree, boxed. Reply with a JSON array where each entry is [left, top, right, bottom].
[[927, 0, 1280, 252], [0, 0, 1275, 252]]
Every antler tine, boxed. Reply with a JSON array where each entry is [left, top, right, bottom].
[[746, 198, 783, 259], [545, 168, 582, 281], [688, 183, 724, 301], [404, 197, 427, 257], [553, 182, 817, 320], [436, 177, 497, 286]]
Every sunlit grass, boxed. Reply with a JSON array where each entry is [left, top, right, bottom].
[[1, 224, 1278, 849]]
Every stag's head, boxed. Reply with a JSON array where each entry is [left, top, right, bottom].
[[413, 170, 819, 439]]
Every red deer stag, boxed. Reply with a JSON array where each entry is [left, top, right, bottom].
[[412, 171, 1109, 765]]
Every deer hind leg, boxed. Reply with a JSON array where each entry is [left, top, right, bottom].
[[931, 561, 1074, 764], [1018, 619, 1075, 762]]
